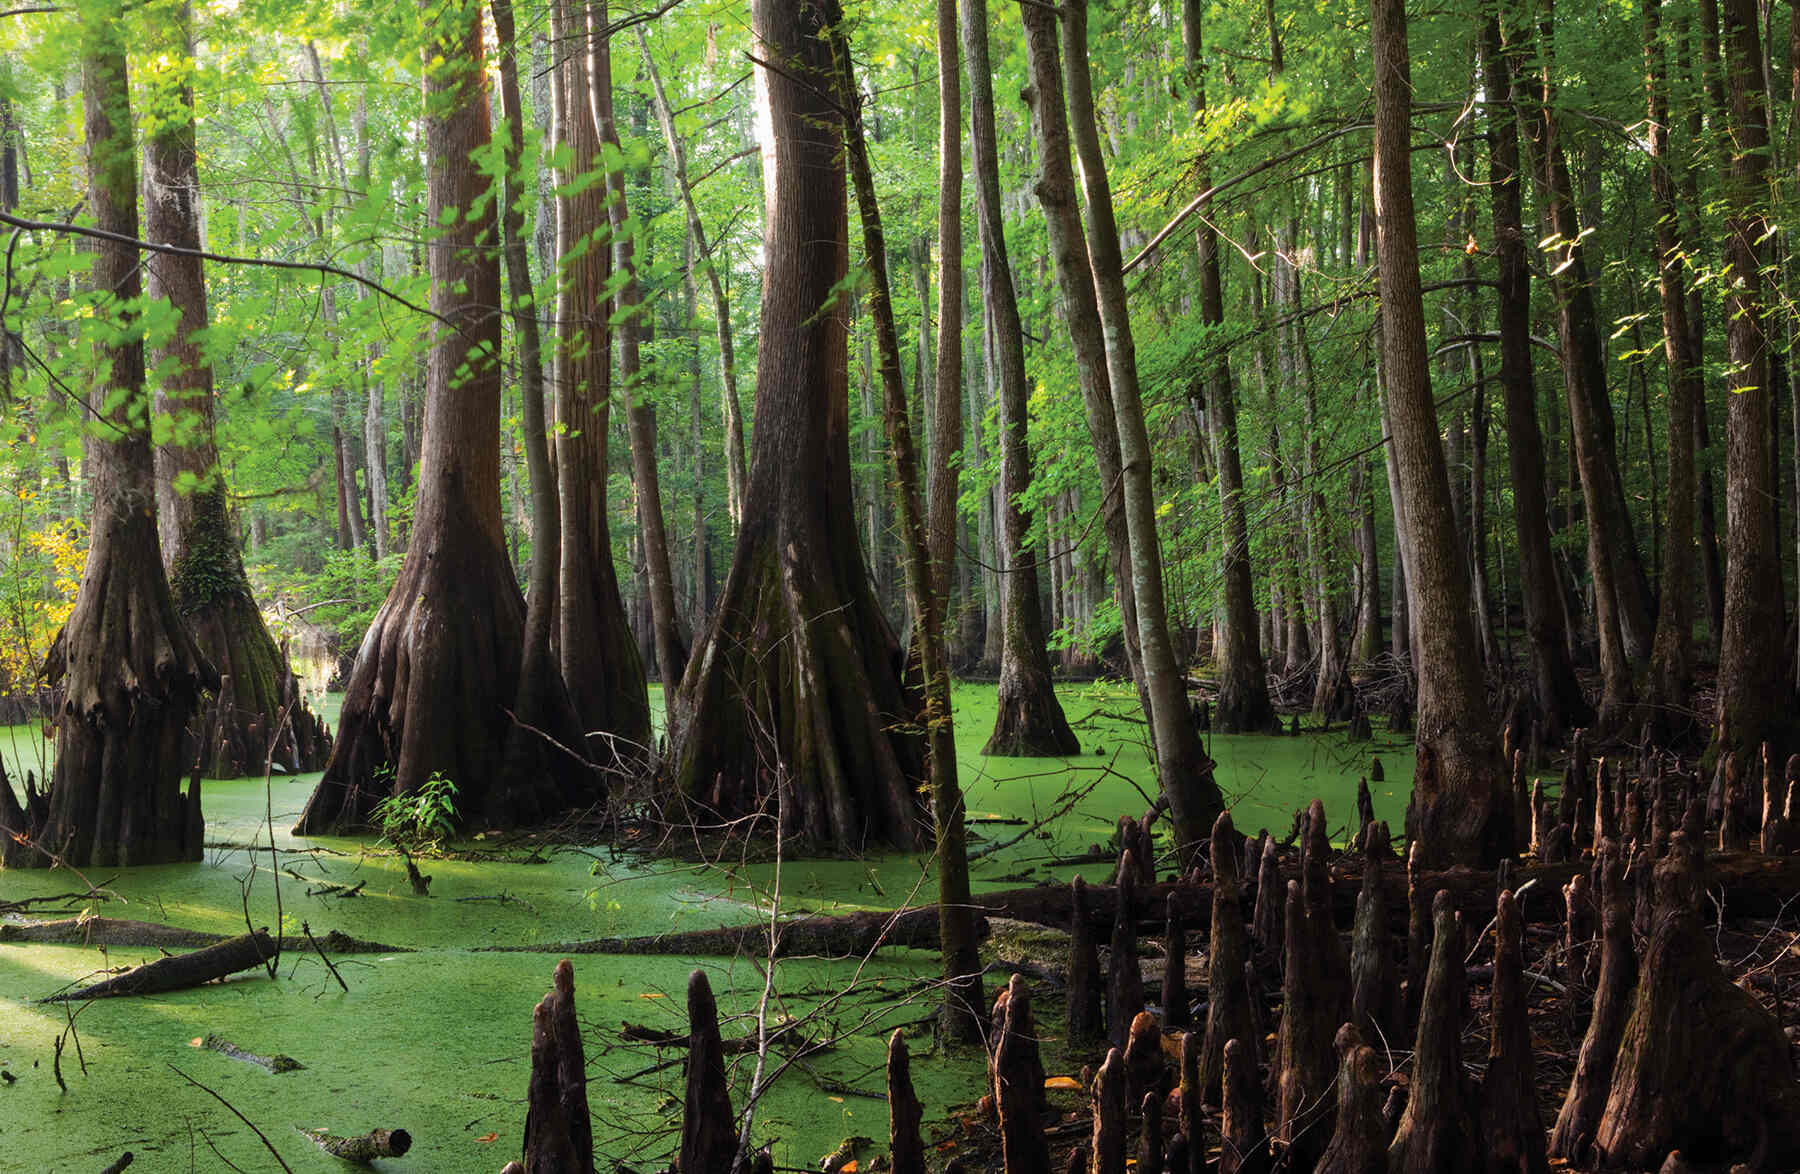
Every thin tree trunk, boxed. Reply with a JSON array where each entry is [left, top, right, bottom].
[[1640, 0, 1702, 737], [597, 9, 684, 710], [638, 33, 747, 531], [964, 0, 1079, 758], [553, 0, 650, 765], [1051, 0, 1225, 856], [1711, 0, 1789, 766], [1371, 0, 1507, 866], [831, 16, 983, 1044], [1480, 17, 1591, 738]]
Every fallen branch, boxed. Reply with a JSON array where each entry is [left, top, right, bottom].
[[40, 930, 276, 1002], [202, 1033, 303, 1074], [98, 1154, 133, 1174], [297, 1127, 413, 1163]]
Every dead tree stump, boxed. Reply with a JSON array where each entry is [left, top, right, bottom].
[[1315, 1024, 1387, 1174], [1592, 837, 1800, 1168], [1219, 1036, 1269, 1174], [995, 975, 1050, 1171], [1549, 847, 1636, 1164], [1350, 821, 1400, 1047], [1068, 875, 1104, 1046], [1387, 890, 1473, 1174], [887, 1030, 924, 1174], [1200, 812, 1254, 1100], [1162, 892, 1188, 1029], [1137, 1090, 1164, 1174], [1251, 834, 1283, 970], [523, 961, 594, 1174], [1125, 1010, 1165, 1106], [1108, 853, 1146, 1047], [679, 969, 738, 1174], [1090, 1046, 1127, 1174], [1480, 890, 1547, 1174]]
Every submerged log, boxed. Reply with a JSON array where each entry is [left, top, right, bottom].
[[299, 1127, 412, 1163], [40, 930, 275, 1002], [202, 1033, 302, 1074]]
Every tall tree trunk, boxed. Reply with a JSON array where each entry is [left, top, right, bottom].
[[670, 0, 926, 851], [1516, 8, 1653, 727], [1639, 0, 1702, 739], [552, 0, 651, 766], [831, 17, 983, 1043], [492, 0, 586, 790], [295, 0, 589, 834], [597, 10, 684, 710], [638, 33, 747, 531], [1048, 0, 1225, 855], [143, 3, 328, 780], [964, 0, 1079, 757], [1182, 0, 1271, 737], [3, 4, 212, 868], [1480, 16, 1591, 738], [1711, 0, 1790, 766], [1371, 0, 1507, 866]]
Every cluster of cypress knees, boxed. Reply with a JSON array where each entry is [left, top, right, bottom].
[[510, 730, 1800, 1173]]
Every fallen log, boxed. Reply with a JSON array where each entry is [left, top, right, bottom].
[[39, 930, 276, 1002], [1, 918, 226, 948], [298, 1127, 412, 1163], [480, 906, 974, 957], [0, 919, 406, 955], [475, 853, 1800, 959]]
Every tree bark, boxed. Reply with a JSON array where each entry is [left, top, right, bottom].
[[833, 20, 983, 1038], [1480, 16, 1591, 739], [596, 9, 684, 711], [3, 8, 212, 869], [552, 0, 651, 766], [670, 0, 925, 851], [1372, 0, 1507, 867], [1710, 0, 1791, 769], [1059, 0, 1223, 856], [294, 0, 591, 834], [142, 5, 329, 780], [965, 0, 1079, 759]]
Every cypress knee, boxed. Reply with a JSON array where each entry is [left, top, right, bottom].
[[1387, 891, 1473, 1173], [1480, 891, 1548, 1174]]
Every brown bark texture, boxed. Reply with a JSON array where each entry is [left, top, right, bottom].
[[670, 0, 925, 850]]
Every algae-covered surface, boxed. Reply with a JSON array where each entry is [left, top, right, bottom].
[[1, 680, 1413, 1171]]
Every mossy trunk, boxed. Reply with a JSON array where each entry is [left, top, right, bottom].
[[3, 15, 211, 870], [141, 8, 327, 781]]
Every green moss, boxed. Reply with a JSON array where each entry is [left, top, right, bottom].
[[2, 681, 1413, 1170]]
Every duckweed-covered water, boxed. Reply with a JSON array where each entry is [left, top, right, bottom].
[[1, 680, 1413, 1171]]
